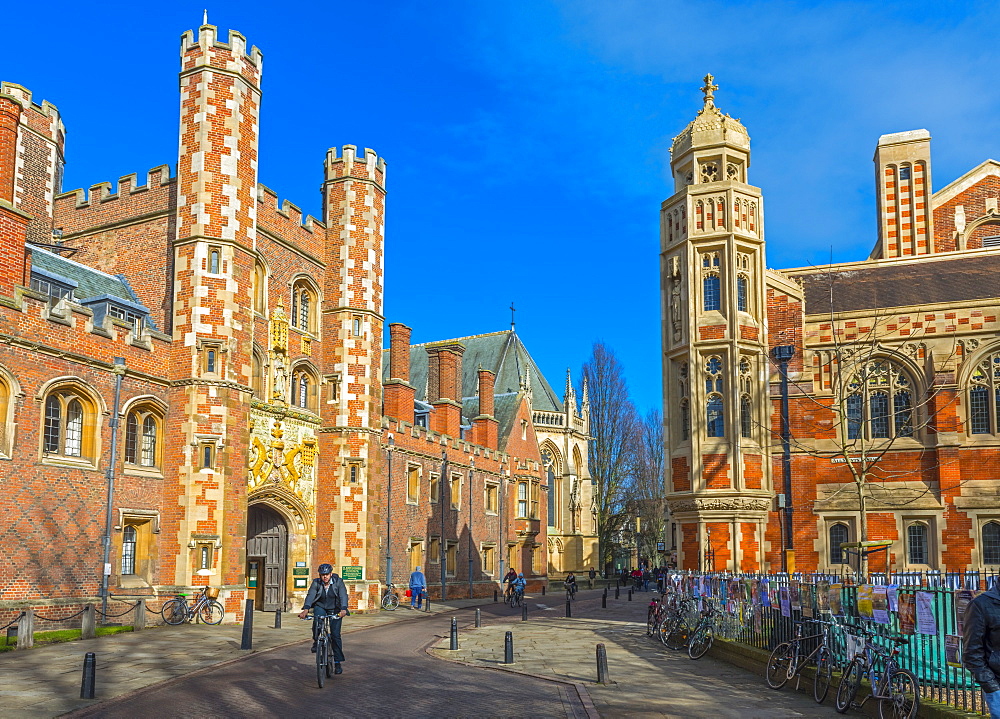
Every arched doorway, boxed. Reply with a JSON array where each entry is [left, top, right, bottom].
[[247, 504, 288, 611]]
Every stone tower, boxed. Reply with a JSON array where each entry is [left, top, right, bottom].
[[162, 23, 262, 600], [318, 145, 386, 610], [660, 75, 773, 572], [872, 129, 934, 259]]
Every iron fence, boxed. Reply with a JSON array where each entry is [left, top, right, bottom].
[[664, 569, 1000, 715]]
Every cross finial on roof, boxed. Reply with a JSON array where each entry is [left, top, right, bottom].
[[510, 302, 516, 331], [701, 73, 718, 107]]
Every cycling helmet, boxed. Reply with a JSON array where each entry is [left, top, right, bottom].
[[518, 573, 524, 578], [318, 563, 334, 574]]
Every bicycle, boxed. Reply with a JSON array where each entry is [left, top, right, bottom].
[[381, 583, 399, 611], [685, 602, 719, 659], [161, 586, 225, 625], [835, 626, 919, 719], [303, 613, 342, 688], [564, 581, 577, 600], [765, 619, 838, 703], [508, 586, 524, 608], [660, 596, 696, 649]]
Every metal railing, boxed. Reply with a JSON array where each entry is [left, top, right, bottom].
[[664, 569, 998, 715]]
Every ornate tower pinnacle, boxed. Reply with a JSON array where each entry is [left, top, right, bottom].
[[701, 73, 719, 109]]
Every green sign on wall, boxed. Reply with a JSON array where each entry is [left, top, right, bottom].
[[341, 566, 364, 581], [292, 567, 310, 576]]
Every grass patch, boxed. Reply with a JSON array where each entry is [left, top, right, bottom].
[[0, 625, 133, 652]]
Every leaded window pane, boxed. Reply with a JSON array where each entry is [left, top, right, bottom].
[[907, 523, 928, 565], [829, 524, 848, 564], [971, 386, 990, 434], [44, 395, 61, 453], [870, 391, 890, 438], [680, 401, 690, 441], [846, 394, 863, 439], [141, 415, 157, 467], [984, 522, 1000, 565], [125, 413, 138, 464], [298, 375, 308, 408], [121, 525, 137, 575], [299, 291, 310, 330], [64, 399, 83, 456], [707, 396, 725, 438], [894, 390, 913, 437], [703, 275, 721, 312], [740, 395, 752, 438], [737, 276, 748, 312]]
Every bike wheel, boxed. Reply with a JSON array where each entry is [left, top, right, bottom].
[[382, 593, 399, 610], [199, 600, 225, 625], [878, 668, 919, 719], [835, 657, 864, 714], [325, 639, 335, 678], [161, 598, 187, 625], [688, 626, 714, 659], [316, 639, 327, 688], [664, 618, 689, 651], [813, 650, 833, 704], [647, 608, 657, 636], [765, 642, 794, 689]]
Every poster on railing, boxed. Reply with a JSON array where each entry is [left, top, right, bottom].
[[801, 584, 814, 618], [858, 584, 874, 619], [789, 579, 801, 611], [829, 583, 843, 616], [817, 581, 830, 613], [872, 585, 889, 624], [955, 589, 977, 636], [916, 591, 938, 635], [754, 605, 762, 633], [761, 578, 771, 608], [887, 584, 899, 612], [945, 634, 963, 668], [779, 586, 791, 617], [898, 592, 916, 635]]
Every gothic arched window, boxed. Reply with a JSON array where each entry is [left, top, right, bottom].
[[291, 366, 318, 411], [969, 352, 1000, 435], [705, 356, 725, 438], [739, 358, 753, 439], [844, 360, 914, 440], [125, 405, 163, 469], [290, 278, 317, 334], [701, 252, 721, 312], [907, 522, 928, 565], [737, 275, 748, 313], [829, 523, 849, 564], [984, 521, 1000, 565], [542, 449, 557, 528]]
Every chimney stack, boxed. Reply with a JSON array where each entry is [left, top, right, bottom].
[[471, 368, 498, 449], [383, 323, 415, 423], [426, 342, 465, 436]]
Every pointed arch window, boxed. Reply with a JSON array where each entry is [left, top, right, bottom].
[[829, 523, 849, 564], [737, 275, 748, 312], [705, 356, 725, 438], [701, 252, 722, 312], [739, 358, 753, 439], [677, 362, 690, 442], [907, 522, 928, 565], [253, 260, 267, 314], [843, 360, 914, 440], [0, 374, 10, 456], [291, 366, 318, 412], [542, 449, 557, 527], [969, 352, 1000, 435], [983, 521, 1000, 565], [290, 279, 317, 334], [125, 405, 163, 469], [42, 385, 98, 462]]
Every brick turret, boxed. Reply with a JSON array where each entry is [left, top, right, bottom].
[[0, 94, 28, 297]]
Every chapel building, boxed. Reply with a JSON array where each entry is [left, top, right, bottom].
[[661, 76, 1000, 575]]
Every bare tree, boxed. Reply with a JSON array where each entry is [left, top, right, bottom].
[[582, 342, 639, 573], [773, 272, 959, 577], [628, 408, 666, 566]]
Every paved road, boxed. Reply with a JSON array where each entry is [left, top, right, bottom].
[[71, 606, 588, 719]]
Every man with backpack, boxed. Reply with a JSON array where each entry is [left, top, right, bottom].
[[298, 563, 349, 674]]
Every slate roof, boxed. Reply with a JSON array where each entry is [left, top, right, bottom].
[[790, 254, 1000, 315], [30, 247, 149, 311], [382, 330, 565, 441]]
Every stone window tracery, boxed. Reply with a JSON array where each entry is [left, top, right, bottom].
[[727, 163, 739, 181], [739, 358, 753, 439], [736, 253, 751, 313], [290, 278, 317, 334], [701, 162, 719, 183], [291, 365, 318, 411], [678, 362, 690, 441], [844, 360, 914, 440], [969, 352, 1000, 435], [125, 405, 163, 469], [42, 385, 98, 462], [705, 356, 725, 438], [702, 252, 721, 312]]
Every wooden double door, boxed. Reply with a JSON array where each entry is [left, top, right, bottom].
[[246, 504, 287, 612]]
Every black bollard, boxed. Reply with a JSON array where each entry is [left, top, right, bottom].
[[80, 652, 96, 699], [240, 598, 254, 650], [521, 603, 528, 621], [274, 608, 282, 629], [424, 596, 431, 613], [602, 592, 607, 609], [615, 585, 620, 600], [494, 589, 498, 603], [504, 630, 514, 663], [449, 617, 458, 650], [628, 589, 633, 602], [542, 584, 545, 596], [475, 608, 482, 627], [565, 598, 572, 617], [596, 643, 610, 684]]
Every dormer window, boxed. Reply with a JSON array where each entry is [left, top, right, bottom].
[[108, 304, 146, 334], [30, 272, 75, 302]]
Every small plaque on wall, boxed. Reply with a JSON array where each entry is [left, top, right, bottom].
[[341, 566, 364, 581], [294, 578, 308, 589], [292, 567, 310, 576]]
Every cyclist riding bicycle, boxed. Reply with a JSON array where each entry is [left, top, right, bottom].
[[564, 572, 578, 597], [512, 572, 527, 599], [298, 563, 349, 674], [503, 567, 518, 599]]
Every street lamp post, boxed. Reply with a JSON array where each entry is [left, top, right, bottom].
[[498, 462, 507, 583], [468, 457, 474, 599], [772, 345, 796, 574], [385, 434, 394, 590], [101, 357, 126, 622], [440, 448, 448, 601]]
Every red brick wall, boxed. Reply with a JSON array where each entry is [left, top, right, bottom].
[[740, 522, 758, 571], [699, 324, 725, 341], [671, 455, 690, 492], [744, 453, 763, 489], [703, 453, 730, 489], [933, 175, 1000, 252], [681, 523, 699, 570]]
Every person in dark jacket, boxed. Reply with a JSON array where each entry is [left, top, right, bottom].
[[298, 563, 349, 673], [963, 582, 1000, 717]]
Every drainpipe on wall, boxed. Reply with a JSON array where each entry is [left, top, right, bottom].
[[100, 357, 126, 622], [772, 345, 796, 574]]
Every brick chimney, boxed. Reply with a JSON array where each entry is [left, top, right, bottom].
[[384, 322, 415, 423], [471, 367, 498, 449], [426, 341, 465, 436], [0, 94, 29, 297]]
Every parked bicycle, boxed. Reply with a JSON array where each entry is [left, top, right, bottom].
[[684, 602, 719, 659], [660, 595, 697, 649], [381, 583, 399, 611], [765, 618, 838, 703], [303, 612, 342, 688], [160, 586, 225, 625], [835, 626, 919, 719]]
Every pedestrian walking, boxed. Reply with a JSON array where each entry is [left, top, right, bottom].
[[408, 565, 427, 609], [588, 566, 596, 589], [963, 581, 1000, 717]]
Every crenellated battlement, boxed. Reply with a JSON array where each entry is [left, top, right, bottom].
[[53, 165, 175, 236], [0, 82, 64, 142], [180, 24, 263, 85], [255, 184, 325, 258], [325, 145, 386, 186]]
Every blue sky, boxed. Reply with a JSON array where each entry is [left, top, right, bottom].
[[4, 1, 999, 414]]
